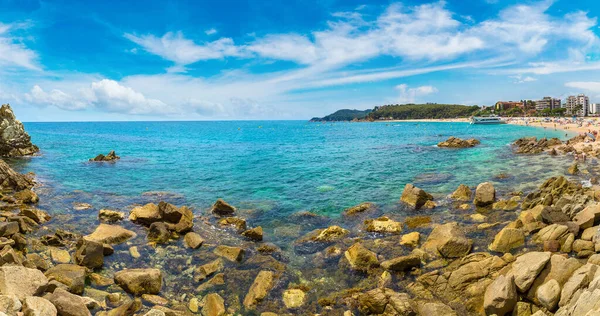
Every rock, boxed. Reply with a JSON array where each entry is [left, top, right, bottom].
[[417, 302, 456, 315], [422, 222, 472, 258], [404, 215, 431, 228], [282, 289, 306, 309], [510, 252, 551, 292], [567, 163, 579, 175], [20, 208, 51, 224], [45, 264, 86, 295], [380, 254, 421, 271], [294, 225, 349, 254], [582, 226, 599, 241], [344, 243, 379, 271], [89, 150, 120, 162], [343, 202, 375, 216], [183, 232, 204, 249], [364, 216, 402, 234], [0, 104, 39, 157], [129, 203, 161, 225], [242, 226, 263, 241], [0, 222, 19, 237], [0, 266, 48, 299], [358, 288, 416, 315], [451, 184, 472, 201], [90, 273, 114, 287], [217, 217, 247, 231], [572, 239, 594, 253], [526, 255, 582, 303], [194, 259, 223, 282], [0, 159, 34, 191], [22, 296, 57, 316], [144, 310, 166, 316], [147, 222, 171, 244], [559, 264, 598, 308], [85, 224, 136, 245], [573, 205, 600, 229], [488, 226, 525, 253], [533, 224, 570, 245], [202, 293, 225, 316], [400, 184, 433, 209], [484, 274, 517, 316], [536, 279, 560, 311], [14, 189, 38, 204], [45, 288, 91, 316], [211, 199, 236, 217], [438, 136, 480, 148], [73, 202, 92, 211], [243, 271, 275, 309], [0, 294, 21, 315], [513, 137, 562, 154], [474, 182, 495, 207], [98, 209, 125, 222], [400, 232, 420, 247], [74, 238, 104, 269], [161, 203, 194, 234], [213, 246, 244, 262], [114, 269, 162, 295], [142, 294, 168, 306], [105, 299, 141, 316]]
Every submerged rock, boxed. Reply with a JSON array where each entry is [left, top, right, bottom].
[[294, 225, 349, 254], [437, 136, 480, 148], [364, 216, 402, 234], [400, 184, 433, 209], [202, 293, 225, 316], [213, 245, 244, 262], [183, 232, 204, 249], [0, 104, 39, 157], [98, 209, 125, 222], [283, 289, 306, 309], [343, 202, 375, 216], [344, 243, 379, 272], [243, 270, 275, 309], [242, 226, 263, 241], [211, 199, 236, 217], [380, 254, 421, 271], [89, 150, 120, 162]]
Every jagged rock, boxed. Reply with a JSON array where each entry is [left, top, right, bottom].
[[202, 293, 225, 316], [98, 209, 125, 222], [573, 205, 600, 229], [510, 252, 552, 292], [129, 204, 161, 225], [358, 288, 416, 315], [243, 271, 275, 309], [0, 159, 34, 191], [74, 238, 104, 269], [422, 222, 472, 258], [513, 137, 562, 154], [474, 182, 495, 207], [0, 222, 19, 237], [344, 243, 379, 271], [147, 222, 171, 244], [380, 254, 421, 271], [364, 216, 402, 234], [184, 232, 204, 249], [567, 163, 579, 175], [400, 184, 433, 209], [20, 208, 50, 224], [0, 104, 39, 157], [0, 294, 22, 315], [45, 264, 86, 295], [400, 232, 420, 247], [242, 226, 263, 241], [89, 150, 120, 162], [484, 274, 517, 316], [213, 246, 244, 262], [22, 296, 57, 316], [489, 226, 525, 253], [533, 224, 570, 245], [451, 184, 472, 201], [0, 266, 48, 300], [343, 202, 375, 216], [85, 224, 136, 245], [417, 302, 456, 315], [14, 189, 38, 204], [294, 225, 349, 254], [211, 199, 236, 217], [194, 259, 223, 282], [536, 279, 560, 311], [526, 255, 582, 304], [44, 288, 91, 316], [114, 269, 162, 295], [559, 264, 598, 308], [218, 217, 247, 231], [438, 136, 480, 148]]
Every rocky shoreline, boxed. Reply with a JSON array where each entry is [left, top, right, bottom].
[[2, 108, 600, 315]]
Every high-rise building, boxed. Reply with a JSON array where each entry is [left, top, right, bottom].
[[591, 103, 598, 115], [565, 94, 590, 116], [535, 97, 561, 111]]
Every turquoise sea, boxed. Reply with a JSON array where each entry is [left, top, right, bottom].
[[17, 120, 575, 221]]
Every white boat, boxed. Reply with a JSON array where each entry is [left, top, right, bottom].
[[470, 116, 506, 125]]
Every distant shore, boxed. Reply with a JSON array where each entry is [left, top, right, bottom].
[[504, 116, 600, 135]]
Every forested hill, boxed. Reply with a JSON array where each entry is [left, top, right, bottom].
[[309, 109, 372, 122], [311, 104, 480, 121]]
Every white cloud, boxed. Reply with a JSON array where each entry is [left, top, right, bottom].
[[0, 22, 39, 70], [510, 74, 537, 83], [25, 85, 88, 110], [396, 84, 438, 103], [205, 28, 217, 35], [565, 81, 600, 92]]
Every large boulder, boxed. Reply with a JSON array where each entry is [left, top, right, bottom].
[[0, 266, 48, 300], [483, 274, 517, 316], [474, 182, 495, 207], [210, 199, 236, 217], [22, 296, 58, 316], [243, 270, 275, 309], [510, 252, 552, 292], [438, 137, 480, 148], [488, 226, 525, 253], [45, 264, 86, 295], [74, 238, 104, 269], [85, 224, 136, 245], [0, 159, 34, 191], [357, 288, 416, 315], [0, 104, 39, 157], [89, 150, 120, 162], [536, 279, 561, 311], [129, 204, 162, 225], [400, 184, 433, 209], [114, 269, 162, 295], [344, 243, 379, 272], [44, 288, 90, 316], [364, 217, 402, 234], [422, 222, 472, 258], [451, 184, 472, 201], [202, 293, 225, 316]]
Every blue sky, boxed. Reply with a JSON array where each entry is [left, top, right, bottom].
[[1, 0, 600, 121]]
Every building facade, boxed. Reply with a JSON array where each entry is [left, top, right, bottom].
[[495, 101, 525, 111], [535, 97, 561, 111], [565, 94, 590, 116], [591, 103, 598, 115]]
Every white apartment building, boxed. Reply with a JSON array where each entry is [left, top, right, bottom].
[[535, 97, 561, 111], [590, 103, 598, 115], [565, 94, 590, 116]]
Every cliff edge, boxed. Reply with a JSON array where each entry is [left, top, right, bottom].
[[0, 104, 39, 157]]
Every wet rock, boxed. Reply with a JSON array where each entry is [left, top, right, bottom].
[[422, 222, 472, 258], [129, 203, 162, 225], [202, 293, 225, 316], [400, 184, 433, 209], [483, 274, 517, 316], [242, 226, 263, 241], [45, 264, 86, 295], [294, 225, 349, 254], [90, 273, 114, 287], [74, 238, 104, 269], [85, 224, 136, 245], [104, 299, 141, 316], [283, 289, 306, 309], [194, 259, 223, 282], [73, 202, 92, 211], [26, 253, 50, 271], [22, 296, 58, 316], [183, 232, 204, 249], [474, 182, 495, 207], [380, 254, 421, 271], [211, 199, 236, 217], [488, 226, 525, 253], [129, 246, 140, 258], [510, 252, 551, 292], [147, 222, 171, 244], [513, 137, 562, 154], [20, 208, 51, 224], [0, 159, 34, 191], [0, 294, 21, 315], [344, 243, 379, 272], [213, 245, 244, 262], [14, 189, 38, 204], [536, 279, 560, 311], [144, 310, 166, 316], [417, 302, 456, 315], [404, 215, 431, 228], [98, 209, 125, 222], [400, 232, 420, 247], [0, 222, 19, 237], [243, 271, 275, 309], [217, 217, 247, 232], [0, 266, 48, 299], [0, 104, 39, 157], [357, 288, 416, 315], [114, 268, 162, 295], [567, 163, 579, 175], [44, 288, 91, 316], [451, 184, 472, 201], [343, 202, 375, 216], [438, 136, 480, 148], [90, 150, 120, 162], [364, 216, 402, 234]]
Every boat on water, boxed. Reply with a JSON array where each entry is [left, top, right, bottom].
[[470, 115, 507, 125]]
